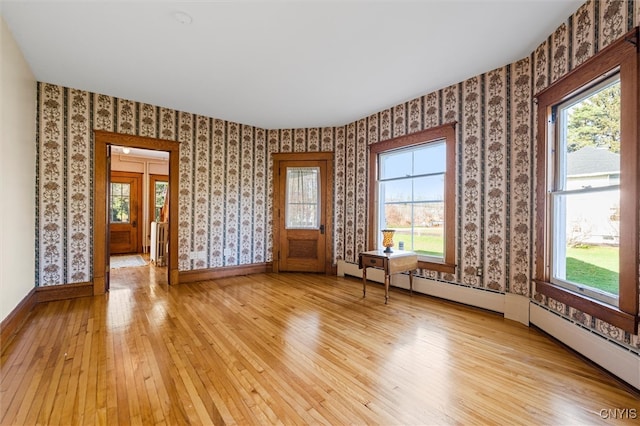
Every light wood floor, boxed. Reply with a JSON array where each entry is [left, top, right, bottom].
[[2, 265, 639, 425]]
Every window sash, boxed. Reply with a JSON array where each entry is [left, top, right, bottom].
[[110, 182, 131, 223], [549, 74, 621, 306], [550, 188, 620, 306], [534, 27, 638, 333], [379, 174, 445, 257], [285, 167, 320, 229], [368, 123, 456, 273]]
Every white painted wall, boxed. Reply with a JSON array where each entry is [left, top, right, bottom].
[[0, 16, 37, 322]]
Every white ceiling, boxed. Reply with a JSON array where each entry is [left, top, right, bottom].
[[1, 0, 583, 129]]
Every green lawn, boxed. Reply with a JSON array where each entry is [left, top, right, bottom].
[[392, 228, 444, 257], [566, 245, 619, 295]]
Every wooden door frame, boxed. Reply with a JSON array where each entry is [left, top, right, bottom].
[[94, 130, 180, 295], [110, 170, 144, 253], [272, 152, 334, 274]]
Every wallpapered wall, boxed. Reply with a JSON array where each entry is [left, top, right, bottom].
[[36, 0, 639, 349]]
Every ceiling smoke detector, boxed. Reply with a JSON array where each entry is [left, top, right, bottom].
[[172, 11, 193, 25]]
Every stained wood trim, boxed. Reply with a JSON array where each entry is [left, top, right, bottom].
[[272, 152, 334, 274], [179, 263, 273, 283], [0, 287, 36, 354], [418, 260, 456, 274], [35, 282, 94, 303], [535, 281, 638, 333], [534, 27, 639, 333], [94, 130, 180, 294], [1, 282, 94, 353], [367, 123, 457, 273], [110, 170, 144, 253]]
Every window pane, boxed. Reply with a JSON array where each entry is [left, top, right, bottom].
[[553, 75, 621, 304], [155, 181, 168, 222], [110, 182, 131, 224], [381, 175, 444, 203], [286, 167, 319, 228], [384, 202, 444, 257], [413, 141, 445, 175], [414, 174, 444, 202], [378, 140, 447, 258], [381, 179, 411, 203], [565, 148, 620, 189], [111, 183, 122, 197], [380, 150, 412, 179], [560, 79, 620, 190], [380, 141, 446, 180], [552, 190, 619, 296]]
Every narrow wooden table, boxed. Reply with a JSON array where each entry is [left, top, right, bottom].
[[358, 250, 418, 303]]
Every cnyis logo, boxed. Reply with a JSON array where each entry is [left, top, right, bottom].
[[599, 408, 638, 420]]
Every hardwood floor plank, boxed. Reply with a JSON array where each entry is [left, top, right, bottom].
[[2, 267, 639, 425]]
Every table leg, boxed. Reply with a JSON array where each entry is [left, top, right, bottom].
[[362, 267, 367, 297], [409, 270, 414, 295], [384, 274, 390, 304]]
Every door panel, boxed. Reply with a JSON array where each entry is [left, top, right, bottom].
[[110, 171, 142, 254], [278, 160, 327, 272]]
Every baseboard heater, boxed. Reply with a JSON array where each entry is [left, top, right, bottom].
[[338, 260, 504, 314]]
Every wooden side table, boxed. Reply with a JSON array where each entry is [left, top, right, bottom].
[[358, 250, 418, 303]]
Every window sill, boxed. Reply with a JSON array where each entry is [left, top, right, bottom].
[[418, 259, 456, 274], [535, 280, 638, 334]]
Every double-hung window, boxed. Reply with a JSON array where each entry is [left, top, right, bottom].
[[551, 75, 621, 306], [535, 28, 639, 333], [369, 123, 456, 273]]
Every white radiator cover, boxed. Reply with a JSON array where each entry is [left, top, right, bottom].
[[338, 260, 504, 313]]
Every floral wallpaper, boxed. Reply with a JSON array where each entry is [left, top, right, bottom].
[[36, 0, 639, 350]]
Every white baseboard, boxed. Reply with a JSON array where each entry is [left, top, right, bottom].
[[530, 303, 640, 391], [504, 293, 530, 326], [338, 260, 504, 313]]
